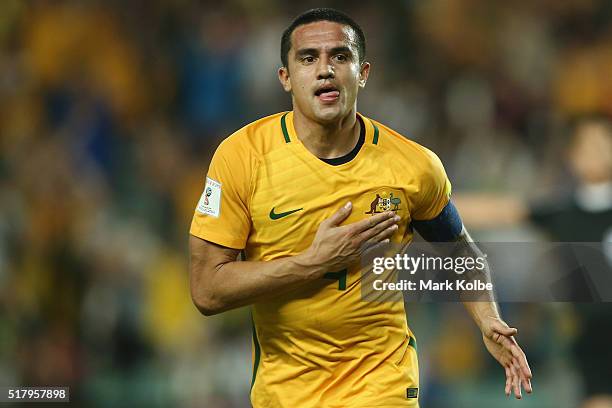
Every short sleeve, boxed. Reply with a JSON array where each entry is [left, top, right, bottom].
[[411, 149, 452, 221], [189, 139, 254, 249]]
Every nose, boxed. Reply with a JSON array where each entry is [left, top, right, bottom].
[[316, 59, 334, 80]]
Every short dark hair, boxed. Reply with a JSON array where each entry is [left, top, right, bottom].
[[559, 113, 612, 148], [569, 112, 612, 132], [280, 8, 366, 68]]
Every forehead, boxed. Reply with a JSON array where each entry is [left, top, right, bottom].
[[290, 21, 357, 52], [572, 123, 612, 158]]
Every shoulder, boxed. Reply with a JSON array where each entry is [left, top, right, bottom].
[[365, 116, 445, 173], [216, 112, 289, 160]]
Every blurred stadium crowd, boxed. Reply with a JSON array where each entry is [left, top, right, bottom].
[[0, 1, 611, 407]]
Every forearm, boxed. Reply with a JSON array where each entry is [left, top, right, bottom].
[[452, 227, 502, 330], [190, 204, 399, 316], [190, 248, 326, 315]]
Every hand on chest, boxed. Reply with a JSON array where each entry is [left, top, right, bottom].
[[250, 179, 416, 251]]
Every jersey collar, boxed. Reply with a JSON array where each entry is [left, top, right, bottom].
[[281, 111, 379, 146]]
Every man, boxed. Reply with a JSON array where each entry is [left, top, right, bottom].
[[189, 8, 532, 407]]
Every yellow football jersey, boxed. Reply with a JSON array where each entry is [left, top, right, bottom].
[[190, 111, 451, 407]]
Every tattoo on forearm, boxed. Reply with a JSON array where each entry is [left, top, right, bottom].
[[452, 228, 495, 302]]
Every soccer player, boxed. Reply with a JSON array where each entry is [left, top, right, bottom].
[[189, 8, 532, 407]]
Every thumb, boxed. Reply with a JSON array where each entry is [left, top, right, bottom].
[[326, 202, 353, 227], [492, 320, 518, 337]]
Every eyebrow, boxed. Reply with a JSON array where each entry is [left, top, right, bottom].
[[295, 46, 354, 58]]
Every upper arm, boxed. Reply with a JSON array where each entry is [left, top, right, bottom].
[[190, 137, 255, 249], [409, 147, 460, 242], [189, 234, 241, 273], [411, 148, 452, 221], [189, 234, 241, 312]]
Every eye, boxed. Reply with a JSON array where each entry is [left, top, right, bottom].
[[334, 54, 348, 62], [302, 56, 315, 63]]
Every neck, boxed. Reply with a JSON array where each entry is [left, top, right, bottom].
[[292, 108, 360, 159]]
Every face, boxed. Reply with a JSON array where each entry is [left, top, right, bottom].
[[278, 21, 370, 124], [568, 121, 612, 183]]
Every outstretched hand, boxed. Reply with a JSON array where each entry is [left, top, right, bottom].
[[481, 317, 533, 399]]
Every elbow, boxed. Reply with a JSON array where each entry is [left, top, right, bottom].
[[189, 256, 222, 316], [190, 269, 224, 316], [191, 291, 224, 316], [189, 242, 233, 316]]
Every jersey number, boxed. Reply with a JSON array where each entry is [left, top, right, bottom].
[[323, 269, 347, 290]]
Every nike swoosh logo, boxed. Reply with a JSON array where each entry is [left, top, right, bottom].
[[269, 207, 303, 220]]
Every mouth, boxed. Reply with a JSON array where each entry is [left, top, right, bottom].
[[314, 84, 340, 103]]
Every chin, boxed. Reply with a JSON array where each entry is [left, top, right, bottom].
[[313, 106, 346, 123]]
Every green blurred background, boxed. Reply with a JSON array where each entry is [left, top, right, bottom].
[[1, 1, 611, 407]]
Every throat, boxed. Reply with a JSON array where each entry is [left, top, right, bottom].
[[295, 113, 363, 159], [319, 116, 365, 166]]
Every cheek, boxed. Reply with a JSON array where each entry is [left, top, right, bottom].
[[292, 75, 310, 97], [342, 75, 360, 97], [343, 67, 361, 91]]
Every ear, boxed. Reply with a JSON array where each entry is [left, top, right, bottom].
[[278, 66, 292, 92], [358, 62, 370, 88]]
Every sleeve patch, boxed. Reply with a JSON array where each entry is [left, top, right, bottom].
[[196, 177, 222, 217]]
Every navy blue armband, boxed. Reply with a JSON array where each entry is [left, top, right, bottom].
[[411, 201, 463, 242]]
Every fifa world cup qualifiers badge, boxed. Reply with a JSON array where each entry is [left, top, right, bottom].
[[197, 177, 222, 217]]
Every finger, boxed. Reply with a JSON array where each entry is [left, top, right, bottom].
[[526, 378, 533, 394], [363, 238, 391, 251], [362, 227, 397, 250], [511, 364, 522, 399], [359, 216, 400, 243], [326, 202, 353, 227], [516, 351, 532, 383], [349, 210, 396, 234], [514, 358, 529, 397], [515, 357, 533, 394], [504, 366, 512, 396], [510, 340, 532, 380], [509, 350, 531, 385], [499, 337, 532, 381]]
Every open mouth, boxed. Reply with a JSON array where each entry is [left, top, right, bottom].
[[315, 84, 340, 102]]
